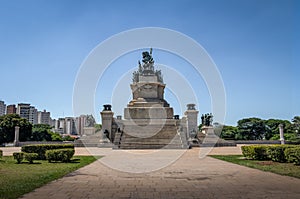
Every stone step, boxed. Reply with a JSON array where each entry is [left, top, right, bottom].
[[120, 140, 183, 145], [123, 126, 179, 132], [117, 131, 188, 149], [115, 119, 188, 149], [119, 143, 187, 149], [121, 134, 182, 141], [122, 133, 179, 139], [122, 119, 178, 126]]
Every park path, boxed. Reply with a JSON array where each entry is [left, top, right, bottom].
[[17, 147, 300, 199]]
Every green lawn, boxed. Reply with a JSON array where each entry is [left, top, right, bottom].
[[0, 156, 98, 199], [210, 155, 300, 179]]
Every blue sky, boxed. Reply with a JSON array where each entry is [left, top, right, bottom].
[[0, 0, 298, 125]]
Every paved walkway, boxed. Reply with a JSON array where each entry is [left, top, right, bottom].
[[12, 147, 300, 199]]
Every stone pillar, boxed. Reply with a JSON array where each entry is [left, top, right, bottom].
[[279, 124, 285, 145], [13, 126, 20, 147], [184, 104, 199, 139], [100, 105, 114, 141]]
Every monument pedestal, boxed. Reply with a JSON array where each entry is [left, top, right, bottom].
[[110, 49, 189, 149], [200, 126, 219, 147], [201, 126, 214, 135]]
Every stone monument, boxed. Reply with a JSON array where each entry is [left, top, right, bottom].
[[199, 113, 219, 147], [101, 49, 199, 149], [184, 104, 199, 143], [200, 113, 214, 134], [13, 126, 20, 147], [100, 105, 114, 141], [279, 124, 285, 145]]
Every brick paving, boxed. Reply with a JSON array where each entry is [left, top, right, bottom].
[[4, 146, 295, 199]]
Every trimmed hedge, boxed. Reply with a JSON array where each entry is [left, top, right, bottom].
[[13, 152, 24, 164], [285, 147, 300, 165], [242, 145, 300, 165], [24, 153, 38, 164], [0, 150, 2, 159], [267, 145, 294, 162], [22, 144, 74, 160], [46, 149, 75, 163], [241, 145, 269, 160], [13, 152, 39, 164]]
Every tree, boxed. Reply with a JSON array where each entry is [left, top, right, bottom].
[[31, 124, 52, 141], [0, 114, 32, 144], [292, 116, 300, 124], [220, 125, 238, 140], [198, 124, 203, 131], [236, 118, 267, 140], [62, 135, 75, 141], [292, 116, 300, 134], [94, 124, 102, 133], [265, 119, 293, 140], [50, 132, 63, 141]]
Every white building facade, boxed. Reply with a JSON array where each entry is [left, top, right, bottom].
[[38, 110, 51, 125], [29, 106, 38, 124], [0, 100, 6, 116], [17, 103, 30, 120]]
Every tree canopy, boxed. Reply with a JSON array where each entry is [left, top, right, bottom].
[[0, 114, 32, 144], [219, 125, 238, 140], [31, 124, 53, 141], [219, 116, 299, 141]]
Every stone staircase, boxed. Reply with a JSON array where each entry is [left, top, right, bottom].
[[75, 132, 112, 147], [114, 120, 188, 149]]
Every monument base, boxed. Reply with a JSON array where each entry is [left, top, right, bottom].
[[200, 126, 219, 147], [124, 107, 174, 120], [114, 119, 188, 149], [201, 126, 214, 135]]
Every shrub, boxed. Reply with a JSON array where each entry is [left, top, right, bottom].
[[13, 152, 24, 164], [22, 144, 74, 160], [266, 145, 283, 162], [267, 145, 295, 162], [241, 146, 251, 158], [241, 145, 269, 160], [24, 153, 38, 164], [285, 147, 300, 165], [0, 150, 2, 159], [46, 149, 75, 163]]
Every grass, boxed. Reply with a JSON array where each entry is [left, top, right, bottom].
[[210, 155, 300, 179], [0, 156, 98, 199]]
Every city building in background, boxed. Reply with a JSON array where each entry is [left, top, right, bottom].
[[16, 103, 38, 124], [38, 109, 50, 125], [6, 104, 16, 114], [1, 100, 97, 134], [17, 103, 30, 120], [50, 118, 56, 127], [0, 100, 6, 116], [65, 117, 76, 135], [53, 114, 96, 136], [29, 106, 38, 124]]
